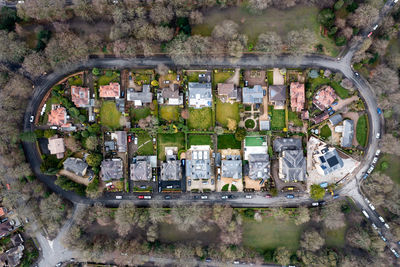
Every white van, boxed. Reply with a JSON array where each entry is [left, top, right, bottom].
[[116, 196, 122, 199], [362, 210, 369, 218]]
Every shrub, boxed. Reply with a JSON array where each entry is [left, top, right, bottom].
[[222, 184, 229, 191], [243, 208, 255, 218], [231, 184, 238, 191], [92, 68, 100, 76]]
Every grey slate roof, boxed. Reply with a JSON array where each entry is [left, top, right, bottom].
[[188, 82, 212, 107], [130, 156, 151, 181], [281, 150, 306, 182], [341, 120, 354, 148], [186, 149, 211, 179], [259, 120, 270, 131], [318, 148, 344, 175], [161, 155, 182, 181], [329, 114, 343, 126], [101, 158, 123, 181], [63, 157, 88, 177], [269, 85, 287, 102], [242, 85, 263, 104], [273, 138, 302, 153], [127, 84, 152, 103], [116, 131, 127, 153], [248, 154, 270, 180], [221, 155, 242, 179]]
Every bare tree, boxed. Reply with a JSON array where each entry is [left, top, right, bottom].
[[212, 20, 239, 41], [255, 32, 282, 53], [72, 0, 96, 21], [369, 64, 399, 95], [189, 10, 204, 25], [321, 201, 346, 229], [349, 4, 379, 29], [22, 51, 50, 78], [295, 206, 310, 225], [346, 226, 371, 250], [115, 201, 137, 236], [0, 31, 29, 63], [300, 230, 325, 252], [17, 0, 67, 21], [274, 247, 291, 266], [150, 4, 173, 25], [248, 0, 272, 13], [286, 29, 316, 54]]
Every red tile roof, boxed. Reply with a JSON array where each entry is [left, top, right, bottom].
[[99, 83, 120, 98], [47, 105, 67, 126], [0, 208, 5, 217], [71, 86, 90, 107], [290, 82, 305, 112], [313, 86, 337, 111]]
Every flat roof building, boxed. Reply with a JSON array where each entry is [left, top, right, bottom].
[[185, 145, 212, 179], [221, 155, 242, 179]]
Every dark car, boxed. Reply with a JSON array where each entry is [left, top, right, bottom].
[[121, 91, 125, 98], [205, 258, 212, 262], [319, 200, 326, 205], [286, 194, 294, 199], [193, 195, 200, 199]]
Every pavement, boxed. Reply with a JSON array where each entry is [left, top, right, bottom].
[[20, 0, 400, 264]]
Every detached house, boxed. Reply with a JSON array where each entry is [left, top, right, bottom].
[[217, 83, 238, 103], [47, 104, 71, 128], [130, 156, 153, 181], [269, 85, 286, 108], [99, 83, 120, 99], [160, 84, 183, 105], [186, 145, 212, 180], [47, 136, 65, 159], [242, 85, 263, 105], [63, 157, 88, 177], [313, 86, 337, 111], [290, 82, 305, 112], [71, 86, 90, 107], [188, 82, 212, 108], [160, 155, 182, 181], [100, 158, 123, 181], [127, 84, 152, 106]]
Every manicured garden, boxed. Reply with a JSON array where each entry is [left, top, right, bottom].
[[188, 134, 212, 147], [97, 71, 119, 86], [100, 101, 121, 129], [137, 133, 154, 155], [216, 98, 239, 127], [356, 114, 368, 147], [217, 134, 242, 149], [157, 133, 185, 161], [320, 124, 332, 139], [270, 107, 286, 130], [245, 119, 256, 129], [159, 105, 180, 122], [188, 108, 213, 130]]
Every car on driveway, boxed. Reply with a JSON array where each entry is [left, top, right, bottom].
[[376, 132, 381, 139], [201, 195, 208, 200], [286, 194, 294, 199]]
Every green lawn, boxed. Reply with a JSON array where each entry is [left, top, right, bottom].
[[325, 226, 347, 248], [216, 98, 239, 128], [375, 154, 400, 185], [188, 134, 212, 147], [243, 217, 303, 253], [217, 134, 242, 149], [356, 114, 368, 147], [68, 76, 83, 86], [130, 107, 151, 122], [100, 101, 121, 129], [267, 71, 274, 85], [320, 124, 332, 139], [214, 70, 234, 85], [137, 133, 154, 155], [188, 108, 213, 130], [245, 136, 266, 146], [159, 105, 180, 122], [270, 107, 286, 130], [187, 71, 204, 82], [157, 133, 185, 161], [288, 111, 303, 127], [308, 76, 350, 99], [98, 71, 119, 86]]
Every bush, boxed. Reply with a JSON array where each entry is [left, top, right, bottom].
[[243, 208, 255, 218], [235, 128, 246, 141], [245, 119, 255, 129], [105, 70, 113, 77], [310, 184, 325, 200], [381, 161, 389, 170], [222, 184, 229, 191], [55, 176, 86, 196], [334, 0, 344, 10], [335, 36, 347, 46], [231, 184, 238, 191], [92, 68, 100, 76]]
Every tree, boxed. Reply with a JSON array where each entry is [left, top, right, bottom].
[[20, 131, 37, 143], [189, 10, 203, 25], [248, 0, 272, 13], [318, 9, 335, 28], [84, 136, 99, 151], [22, 51, 50, 78], [149, 4, 173, 25], [295, 206, 310, 225], [346, 226, 371, 250], [274, 247, 291, 266], [17, 0, 67, 21], [369, 64, 399, 95], [72, 0, 96, 21], [227, 118, 238, 131], [112, 38, 136, 57], [0, 7, 18, 31], [300, 230, 325, 252], [310, 184, 325, 200], [349, 4, 379, 29], [115, 201, 137, 236], [92, 68, 100, 76], [286, 29, 316, 54], [255, 32, 282, 53], [212, 20, 239, 41], [0, 31, 29, 63], [86, 153, 102, 167], [234, 128, 246, 141], [321, 201, 346, 230]]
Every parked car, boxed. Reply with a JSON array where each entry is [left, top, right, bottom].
[[312, 202, 319, 207], [376, 132, 381, 139], [380, 235, 387, 242], [286, 194, 294, 199], [245, 195, 252, 199], [364, 198, 370, 204], [201, 195, 208, 199], [367, 31, 373, 37], [371, 223, 378, 230], [332, 101, 338, 106], [50, 126, 58, 130], [205, 258, 212, 262], [138, 195, 144, 199], [369, 203, 376, 210], [193, 195, 199, 199], [319, 200, 326, 205], [29, 115, 34, 122], [121, 91, 125, 98], [177, 75, 180, 81], [244, 80, 248, 87], [375, 149, 381, 156], [333, 194, 339, 199], [373, 24, 378, 30], [144, 195, 152, 199], [265, 194, 271, 198], [377, 108, 382, 114], [221, 195, 228, 199], [378, 216, 385, 223], [362, 210, 370, 218], [164, 195, 171, 200], [390, 248, 400, 258], [188, 180, 191, 186], [367, 165, 374, 174], [116, 196, 122, 199], [384, 223, 390, 229], [362, 173, 369, 179]]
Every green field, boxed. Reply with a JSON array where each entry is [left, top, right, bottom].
[[270, 108, 286, 130], [130, 107, 151, 122], [188, 134, 212, 147], [191, 5, 338, 56], [243, 217, 303, 253], [288, 111, 303, 127], [216, 98, 240, 128], [98, 71, 119, 86], [217, 134, 242, 149], [137, 133, 154, 156], [157, 133, 185, 161], [375, 153, 400, 185], [159, 105, 180, 122], [188, 108, 213, 130], [320, 124, 332, 139], [356, 114, 368, 147], [100, 101, 121, 129]]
